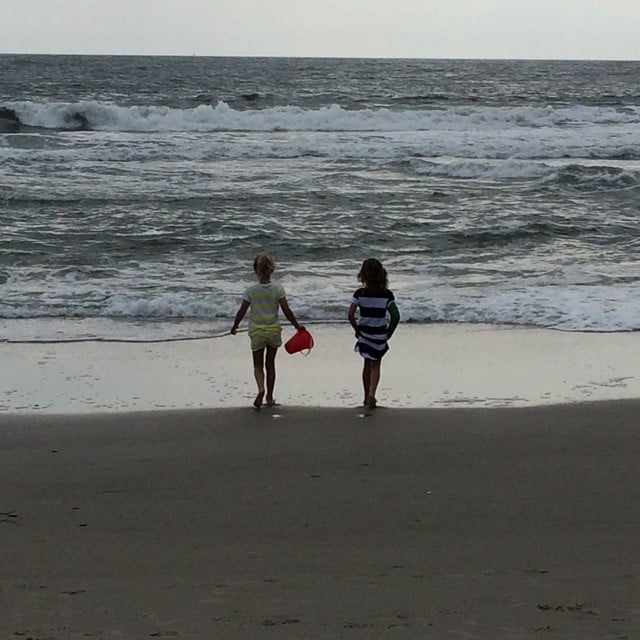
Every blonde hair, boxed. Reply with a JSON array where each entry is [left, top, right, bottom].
[[253, 253, 275, 279]]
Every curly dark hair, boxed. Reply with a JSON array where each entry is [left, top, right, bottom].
[[358, 258, 388, 291]]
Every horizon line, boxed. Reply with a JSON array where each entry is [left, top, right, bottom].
[[1, 51, 639, 63]]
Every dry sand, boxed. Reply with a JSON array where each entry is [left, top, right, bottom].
[[2, 401, 639, 639]]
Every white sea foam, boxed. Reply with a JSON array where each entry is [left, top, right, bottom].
[[2, 134, 640, 183], [418, 285, 640, 332], [7, 100, 640, 133], [3, 278, 640, 335], [3, 103, 640, 168]]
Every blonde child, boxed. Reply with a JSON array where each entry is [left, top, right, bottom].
[[348, 258, 400, 410], [231, 253, 302, 409]]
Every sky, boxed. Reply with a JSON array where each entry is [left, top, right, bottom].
[[1, 0, 639, 60]]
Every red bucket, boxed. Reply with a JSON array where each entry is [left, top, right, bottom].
[[284, 327, 314, 355]]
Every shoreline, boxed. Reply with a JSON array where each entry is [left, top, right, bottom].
[[2, 322, 640, 415], [2, 394, 640, 424]]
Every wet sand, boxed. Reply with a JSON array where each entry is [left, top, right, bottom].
[[2, 401, 639, 638], [3, 323, 640, 413]]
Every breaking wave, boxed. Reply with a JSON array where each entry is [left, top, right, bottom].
[[4, 100, 640, 133]]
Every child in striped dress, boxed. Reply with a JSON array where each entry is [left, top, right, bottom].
[[348, 258, 400, 410], [231, 254, 302, 409]]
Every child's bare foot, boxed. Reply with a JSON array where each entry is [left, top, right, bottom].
[[266, 398, 278, 407], [253, 391, 265, 409], [365, 397, 377, 410]]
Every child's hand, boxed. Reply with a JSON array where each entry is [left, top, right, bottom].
[[230, 326, 238, 335]]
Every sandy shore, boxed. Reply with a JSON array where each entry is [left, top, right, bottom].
[[2, 402, 639, 638], [3, 323, 640, 413]]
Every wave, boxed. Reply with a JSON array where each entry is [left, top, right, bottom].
[[553, 164, 640, 189], [4, 100, 640, 134], [3, 103, 640, 166], [1, 105, 89, 132], [2, 139, 640, 174], [2, 162, 638, 209], [400, 159, 640, 188], [443, 222, 586, 248], [2, 281, 640, 333]]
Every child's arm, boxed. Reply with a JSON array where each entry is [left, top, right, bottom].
[[387, 302, 400, 338], [279, 297, 301, 330], [348, 303, 359, 337], [230, 300, 250, 334]]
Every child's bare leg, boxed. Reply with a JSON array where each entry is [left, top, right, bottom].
[[265, 346, 278, 405], [366, 359, 381, 409], [252, 348, 265, 408], [362, 359, 371, 405]]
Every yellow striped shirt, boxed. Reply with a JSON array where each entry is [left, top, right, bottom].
[[243, 282, 285, 328]]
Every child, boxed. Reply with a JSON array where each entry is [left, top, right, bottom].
[[231, 253, 302, 409], [348, 258, 400, 410]]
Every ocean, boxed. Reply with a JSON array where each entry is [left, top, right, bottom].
[[1, 55, 640, 342]]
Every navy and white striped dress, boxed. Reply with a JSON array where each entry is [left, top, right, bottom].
[[351, 287, 395, 360]]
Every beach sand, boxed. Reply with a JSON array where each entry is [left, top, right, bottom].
[[1, 324, 639, 638], [3, 323, 640, 413], [2, 402, 640, 639]]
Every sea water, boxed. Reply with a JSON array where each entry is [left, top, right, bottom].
[[1, 55, 640, 342]]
